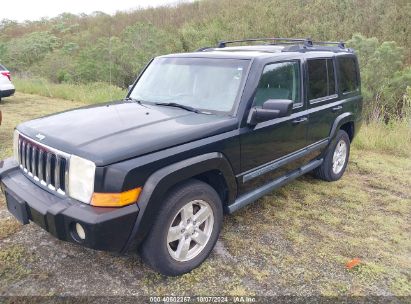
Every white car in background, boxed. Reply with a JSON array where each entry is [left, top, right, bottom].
[[0, 64, 15, 101]]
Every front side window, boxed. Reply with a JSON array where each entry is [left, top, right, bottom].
[[253, 61, 301, 107], [307, 58, 336, 101], [129, 57, 250, 113], [338, 57, 359, 94]]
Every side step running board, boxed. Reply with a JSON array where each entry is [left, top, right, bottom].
[[227, 159, 323, 214]]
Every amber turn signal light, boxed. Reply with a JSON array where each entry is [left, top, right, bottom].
[[91, 187, 142, 207]]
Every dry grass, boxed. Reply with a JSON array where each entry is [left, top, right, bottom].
[[0, 245, 32, 282], [0, 92, 85, 159], [0, 93, 410, 296], [0, 218, 21, 240]]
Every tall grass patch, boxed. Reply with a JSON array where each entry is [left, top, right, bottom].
[[14, 78, 126, 104], [353, 120, 411, 157]]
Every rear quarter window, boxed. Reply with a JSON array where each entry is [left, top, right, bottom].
[[338, 57, 359, 94], [0, 64, 6, 71]]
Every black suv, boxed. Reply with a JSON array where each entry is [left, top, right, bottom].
[[0, 38, 362, 276]]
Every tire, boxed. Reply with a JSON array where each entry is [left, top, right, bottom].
[[314, 130, 350, 182], [139, 179, 223, 276]]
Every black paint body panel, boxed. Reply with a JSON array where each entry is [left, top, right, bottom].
[[0, 159, 138, 253], [3, 47, 363, 253]]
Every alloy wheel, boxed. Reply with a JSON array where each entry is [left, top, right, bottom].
[[167, 199, 214, 262], [332, 139, 347, 174]]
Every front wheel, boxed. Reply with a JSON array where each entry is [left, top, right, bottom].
[[314, 130, 350, 181], [139, 179, 223, 276]]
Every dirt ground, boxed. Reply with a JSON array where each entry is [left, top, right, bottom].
[[0, 93, 410, 299]]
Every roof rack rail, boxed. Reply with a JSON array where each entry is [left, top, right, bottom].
[[314, 40, 346, 48], [216, 37, 346, 49], [196, 46, 214, 52], [217, 37, 313, 48]]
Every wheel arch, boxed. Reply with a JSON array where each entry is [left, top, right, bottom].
[[121, 152, 237, 253], [329, 112, 355, 141], [193, 170, 230, 211], [339, 121, 354, 142]]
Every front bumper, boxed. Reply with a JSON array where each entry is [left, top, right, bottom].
[[0, 88, 15, 98], [0, 158, 139, 253]]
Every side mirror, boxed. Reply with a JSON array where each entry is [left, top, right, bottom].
[[128, 84, 133, 92], [247, 99, 293, 126]]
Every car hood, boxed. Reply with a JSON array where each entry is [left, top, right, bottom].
[[17, 101, 238, 166]]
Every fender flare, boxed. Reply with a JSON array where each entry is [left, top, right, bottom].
[[121, 152, 237, 252], [329, 112, 355, 140]]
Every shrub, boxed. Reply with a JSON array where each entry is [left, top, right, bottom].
[[347, 34, 411, 122]]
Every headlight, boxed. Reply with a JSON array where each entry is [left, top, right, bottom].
[[13, 130, 20, 162], [68, 155, 96, 204]]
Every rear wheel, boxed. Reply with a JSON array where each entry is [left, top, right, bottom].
[[140, 179, 223, 276], [314, 130, 350, 181]]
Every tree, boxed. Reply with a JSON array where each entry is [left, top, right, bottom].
[[348, 34, 411, 121], [4, 32, 59, 71]]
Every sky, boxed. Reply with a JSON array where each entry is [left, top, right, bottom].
[[1, 0, 185, 22]]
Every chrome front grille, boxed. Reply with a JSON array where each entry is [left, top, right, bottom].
[[18, 134, 69, 195]]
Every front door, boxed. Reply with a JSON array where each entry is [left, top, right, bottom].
[[239, 60, 308, 194]]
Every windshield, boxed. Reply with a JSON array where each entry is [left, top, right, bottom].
[[129, 57, 250, 113]]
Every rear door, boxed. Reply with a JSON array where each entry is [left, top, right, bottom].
[[305, 57, 340, 145]]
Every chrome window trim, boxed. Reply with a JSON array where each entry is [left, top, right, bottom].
[[309, 93, 338, 104]]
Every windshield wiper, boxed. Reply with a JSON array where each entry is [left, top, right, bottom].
[[124, 97, 142, 104], [155, 102, 204, 114]]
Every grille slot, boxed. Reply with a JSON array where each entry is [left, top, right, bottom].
[[18, 134, 69, 195]]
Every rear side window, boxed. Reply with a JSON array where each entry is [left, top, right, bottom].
[[307, 59, 336, 101], [338, 57, 359, 94], [254, 61, 301, 107]]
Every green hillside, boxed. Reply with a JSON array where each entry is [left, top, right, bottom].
[[0, 0, 410, 120]]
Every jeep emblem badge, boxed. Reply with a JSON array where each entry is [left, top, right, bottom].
[[35, 133, 46, 141]]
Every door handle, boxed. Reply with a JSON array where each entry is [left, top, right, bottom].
[[292, 117, 308, 125], [332, 105, 343, 112]]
